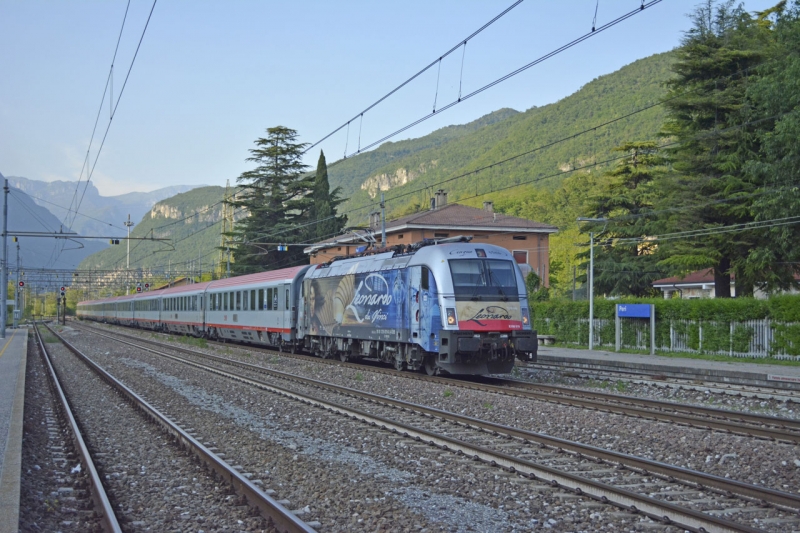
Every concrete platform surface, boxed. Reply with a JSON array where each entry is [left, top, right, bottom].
[[0, 329, 29, 533], [536, 345, 800, 389]]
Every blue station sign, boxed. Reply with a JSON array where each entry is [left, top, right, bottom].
[[617, 304, 651, 318]]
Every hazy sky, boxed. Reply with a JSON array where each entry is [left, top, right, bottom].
[[1, 0, 777, 198]]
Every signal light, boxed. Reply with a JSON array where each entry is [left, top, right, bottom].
[[60, 291, 65, 297], [446, 308, 457, 326], [18, 281, 24, 287], [60, 286, 66, 292], [136, 286, 142, 293]]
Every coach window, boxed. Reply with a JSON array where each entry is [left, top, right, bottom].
[[217, 293, 222, 311], [266, 288, 273, 311], [243, 291, 249, 311], [250, 290, 256, 311], [286, 288, 289, 310], [222, 293, 227, 311], [422, 267, 430, 290], [258, 289, 264, 310], [235, 291, 241, 311]]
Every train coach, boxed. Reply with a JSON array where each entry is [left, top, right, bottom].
[[77, 238, 537, 375]]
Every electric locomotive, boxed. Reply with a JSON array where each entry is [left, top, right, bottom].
[[296, 238, 537, 374]]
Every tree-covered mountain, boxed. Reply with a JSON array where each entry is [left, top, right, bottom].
[[76, 186, 228, 277], [6, 176, 199, 237], [327, 51, 675, 224]]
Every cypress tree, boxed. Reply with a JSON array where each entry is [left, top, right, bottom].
[[310, 150, 347, 244]]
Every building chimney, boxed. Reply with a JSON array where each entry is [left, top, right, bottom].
[[483, 201, 494, 213], [369, 211, 381, 231], [434, 189, 448, 209]]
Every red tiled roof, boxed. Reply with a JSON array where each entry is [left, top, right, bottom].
[[387, 203, 557, 231], [652, 269, 734, 286]]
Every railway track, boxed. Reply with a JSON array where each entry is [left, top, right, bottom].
[[33, 324, 122, 532], [81, 321, 800, 445], [41, 321, 317, 533], [521, 361, 800, 402], [71, 321, 800, 532]]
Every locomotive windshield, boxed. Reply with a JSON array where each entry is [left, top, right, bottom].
[[448, 259, 519, 299]]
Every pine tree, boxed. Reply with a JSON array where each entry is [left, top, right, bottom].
[[581, 142, 666, 297], [655, 0, 768, 297], [742, 2, 800, 293], [310, 151, 347, 244], [229, 126, 314, 273]]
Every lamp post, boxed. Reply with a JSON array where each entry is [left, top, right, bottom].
[[577, 217, 607, 350], [124, 214, 135, 294]]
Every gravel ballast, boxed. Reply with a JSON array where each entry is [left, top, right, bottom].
[[58, 324, 700, 532]]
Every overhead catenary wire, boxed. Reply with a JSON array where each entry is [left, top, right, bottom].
[[71, 0, 159, 232], [63, 0, 132, 231], [338, 0, 664, 159], [304, 0, 525, 155]]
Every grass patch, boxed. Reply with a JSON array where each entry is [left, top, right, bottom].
[[354, 372, 364, 382], [613, 380, 629, 393], [443, 389, 454, 398], [176, 336, 208, 349], [40, 331, 60, 344], [482, 402, 494, 410]]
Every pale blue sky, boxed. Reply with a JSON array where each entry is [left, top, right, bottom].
[[0, 0, 777, 196]]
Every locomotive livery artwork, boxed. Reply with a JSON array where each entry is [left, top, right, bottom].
[[77, 238, 538, 375]]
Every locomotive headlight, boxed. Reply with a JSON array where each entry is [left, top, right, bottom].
[[521, 307, 530, 326], [446, 308, 457, 326]]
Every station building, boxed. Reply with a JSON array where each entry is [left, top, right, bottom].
[[306, 190, 558, 286]]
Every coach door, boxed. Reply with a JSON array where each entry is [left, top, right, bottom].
[[278, 284, 288, 334]]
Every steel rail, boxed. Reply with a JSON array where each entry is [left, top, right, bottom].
[[80, 321, 800, 443], [480, 376, 800, 434], [44, 322, 317, 533], [520, 362, 800, 403], [528, 357, 800, 393], [33, 322, 123, 533], [74, 325, 798, 532]]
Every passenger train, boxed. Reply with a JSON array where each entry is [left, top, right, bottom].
[[77, 238, 538, 375]]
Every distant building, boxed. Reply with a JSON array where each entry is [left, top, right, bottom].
[[150, 277, 196, 291], [653, 269, 799, 299], [306, 190, 558, 285]]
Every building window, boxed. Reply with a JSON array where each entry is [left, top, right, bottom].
[[513, 250, 528, 264], [397, 234, 404, 239], [434, 233, 449, 238], [513, 235, 527, 240]]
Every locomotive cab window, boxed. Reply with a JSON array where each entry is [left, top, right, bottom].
[[448, 259, 518, 298]]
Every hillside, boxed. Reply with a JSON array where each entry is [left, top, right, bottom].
[[327, 51, 675, 222], [6, 176, 199, 237], [0, 172, 107, 271], [77, 186, 227, 276]]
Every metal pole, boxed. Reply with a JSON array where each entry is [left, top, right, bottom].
[[226, 247, 230, 278], [589, 231, 594, 350], [380, 192, 386, 247], [1, 178, 8, 339], [13, 241, 19, 328]]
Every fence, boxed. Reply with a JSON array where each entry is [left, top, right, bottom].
[[534, 317, 800, 359]]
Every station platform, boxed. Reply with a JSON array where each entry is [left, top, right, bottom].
[[535, 344, 800, 392], [0, 328, 28, 533]]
